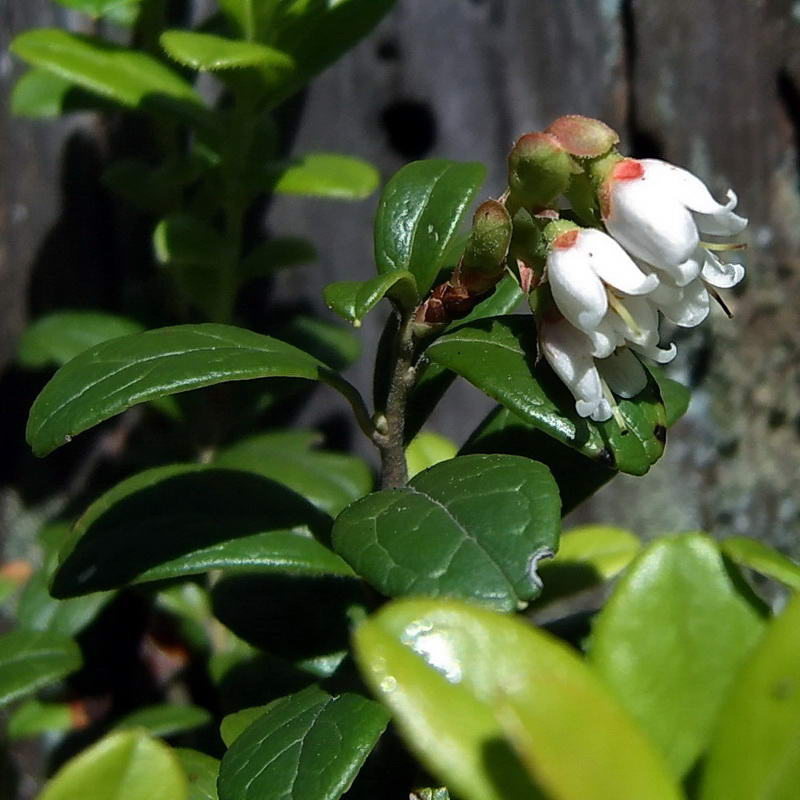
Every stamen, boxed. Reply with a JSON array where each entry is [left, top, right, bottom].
[[601, 380, 629, 434], [706, 285, 733, 318], [607, 291, 641, 337], [700, 241, 747, 252]]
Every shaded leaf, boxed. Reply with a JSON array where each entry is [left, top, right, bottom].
[[588, 533, 766, 776], [0, 631, 81, 707], [11, 68, 105, 118], [217, 686, 389, 800], [375, 160, 485, 293], [700, 592, 800, 800], [354, 598, 681, 800], [27, 323, 327, 457], [324, 271, 419, 327], [52, 465, 346, 597], [405, 431, 458, 478], [265, 153, 378, 200], [719, 537, 800, 591], [52, 0, 139, 16], [175, 749, 219, 800], [38, 730, 187, 800], [117, 704, 212, 738], [275, 316, 361, 372], [333, 454, 560, 612], [239, 237, 316, 280], [8, 699, 73, 740], [220, 705, 269, 747], [428, 316, 666, 476]]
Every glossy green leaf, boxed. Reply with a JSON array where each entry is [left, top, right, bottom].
[[428, 316, 666, 476], [220, 705, 269, 747], [265, 0, 396, 104], [405, 431, 458, 478], [10, 30, 203, 118], [17, 311, 144, 369], [8, 699, 73, 740], [324, 270, 418, 327], [535, 525, 641, 606], [11, 68, 103, 118], [52, 0, 139, 16], [650, 368, 691, 428], [460, 405, 615, 514], [375, 159, 485, 293], [217, 686, 389, 800], [700, 592, 800, 800], [52, 465, 348, 597], [354, 598, 681, 800], [38, 730, 187, 800], [589, 533, 766, 776], [239, 237, 316, 280], [27, 323, 327, 457], [265, 153, 378, 200], [161, 31, 292, 73], [0, 631, 81, 707], [275, 316, 360, 372], [333, 454, 560, 611], [719, 537, 800, 590], [216, 431, 372, 516], [175, 750, 219, 800], [117, 704, 212, 738]]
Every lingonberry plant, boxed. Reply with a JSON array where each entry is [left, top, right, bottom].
[[3, 3, 800, 800]]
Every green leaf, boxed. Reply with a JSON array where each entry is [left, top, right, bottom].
[[428, 316, 666, 476], [52, 0, 139, 17], [354, 598, 682, 800], [8, 699, 73, 740], [265, 0, 397, 104], [275, 316, 361, 372], [535, 525, 641, 606], [11, 68, 105, 118], [333, 454, 560, 612], [220, 705, 269, 747], [10, 30, 203, 119], [650, 368, 691, 428], [264, 153, 378, 200], [588, 533, 766, 776], [375, 160, 485, 293], [405, 431, 458, 479], [239, 237, 316, 281], [175, 750, 219, 800], [324, 271, 419, 327], [0, 631, 81, 707], [52, 465, 349, 597], [719, 537, 800, 590], [18, 311, 144, 369], [38, 730, 187, 800], [154, 215, 229, 266], [700, 592, 800, 800], [116, 704, 212, 738], [161, 31, 292, 73], [217, 686, 389, 800], [216, 431, 372, 516], [27, 323, 327, 457]]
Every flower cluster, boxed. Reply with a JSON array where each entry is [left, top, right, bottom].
[[513, 116, 747, 423]]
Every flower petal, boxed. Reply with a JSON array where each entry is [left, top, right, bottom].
[[540, 320, 610, 421], [608, 295, 660, 347], [588, 318, 621, 359], [579, 229, 659, 295], [597, 348, 647, 398], [651, 277, 710, 327], [700, 248, 745, 288], [631, 342, 678, 364], [547, 245, 609, 333]]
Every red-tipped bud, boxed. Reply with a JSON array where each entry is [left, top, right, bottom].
[[507, 132, 575, 209], [546, 114, 619, 158]]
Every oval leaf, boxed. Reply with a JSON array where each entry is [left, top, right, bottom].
[[175, 749, 219, 800], [0, 631, 81, 707], [11, 30, 202, 115], [588, 533, 766, 776], [354, 598, 681, 800], [116, 704, 212, 738], [700, 592, 800, 800], [405, 432, 458, 479], [428, 315, 666, 476], [27, 323, 326, 457], [375, 160, 486, 293], [8, 699, 74, 740], [161, 31, 292, 72], [719, 537, 800, 591], [265, 153, 378, 200], [18, 311, 144, 369], [217, 686, 389, 800], [333, 454, 560, 612], [39, 730, 187, 800], [324, 271, 419, 327], [52, 465, 348, 597]]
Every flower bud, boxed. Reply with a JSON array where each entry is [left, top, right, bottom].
[[507, 132, 575, 209], [546, 115, 619, 158], [459, 200, 513, 293]]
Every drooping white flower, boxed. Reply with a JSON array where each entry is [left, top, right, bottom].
[[601, 158, 747, 287]]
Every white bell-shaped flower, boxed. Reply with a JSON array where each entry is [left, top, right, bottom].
[[602, 158, 747, 286]]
